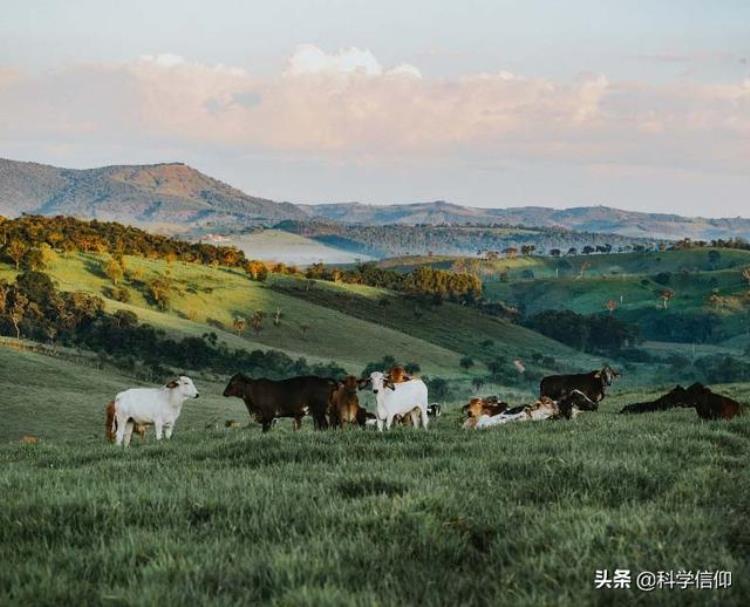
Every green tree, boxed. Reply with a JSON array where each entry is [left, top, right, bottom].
[[104, 258, 124, 285], [459, 356, 475, 370]]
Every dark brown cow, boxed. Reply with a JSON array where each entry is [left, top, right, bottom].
[[621, 383, 743, 421], [619, 386, 692, 414], [222, 374, 336, 432], [688, 383, 743, 420], [329, 376, 369, 428], [540, 365, 619, 404]]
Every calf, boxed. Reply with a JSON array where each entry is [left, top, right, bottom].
[[108, 376, 199, 447], [369, 371, 429, 431], [329, 376, 368, 428], [105, 401, 149, 443], [462, 396, 508, 419], [387, 366, 412, 384], [540, 365, 619, 404], [223, 373, 336, 432]]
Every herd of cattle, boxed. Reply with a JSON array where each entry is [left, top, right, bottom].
[[104, 364, 744, 447]]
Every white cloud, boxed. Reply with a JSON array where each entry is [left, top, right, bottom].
[[0, 45, 748, 178], [286, 44, 383, 76]]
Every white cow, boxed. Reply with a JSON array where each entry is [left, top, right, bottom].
[[369, 371, 429, 431], [110, 376, 199, 447]]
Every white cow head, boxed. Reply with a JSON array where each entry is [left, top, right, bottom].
[[369, 371, 395, 395], [166, 376, 200, 400]]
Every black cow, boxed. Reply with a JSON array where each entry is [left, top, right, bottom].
[[540, 365, 619, 405], [222, 373, 336, 432]]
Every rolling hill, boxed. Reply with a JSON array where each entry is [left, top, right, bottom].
[[0, 250, 598, 381], [380, 248, 750, 350]]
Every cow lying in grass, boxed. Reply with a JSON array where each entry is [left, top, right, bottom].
[[620, 383, 743, 420], [462, 396, 509, 419], [463, 390, 598, 429], [108, 376, 200, 447]]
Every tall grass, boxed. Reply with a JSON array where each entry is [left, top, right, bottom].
[[2, 389, 748, 606]]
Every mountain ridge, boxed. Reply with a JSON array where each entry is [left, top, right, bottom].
[[0, 157, 305, 227], [1, 157, 749, 241]]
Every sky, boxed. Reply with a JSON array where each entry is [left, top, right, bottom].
[[0, 0, 748, 216]]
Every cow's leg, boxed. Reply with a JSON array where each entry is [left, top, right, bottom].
[[154, 421, 164, 441], [386, 413, 395, 430], [123, 421, 134, 447], [261, 420, 272, 433], [115, 415, 127, 446], [313, 412, 328, 431], [164, 424, 174, 440], [376, 418, 384, 432], [420, 406, 429, 430], [292, 417, 302, 431]]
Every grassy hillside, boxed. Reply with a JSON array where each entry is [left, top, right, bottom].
[[0, 345, 249, 443], [268, 275, 599, 372], [0, 254, 467, 376], [379, 249, 750, 348], [1, 354, 748, 605], [0, 251, 595, 379]]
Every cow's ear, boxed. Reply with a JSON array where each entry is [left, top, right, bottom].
[[385, 380, 396, 390], [593, 371, 602, 378], [357, 378, 371, 390], [166, 379, 179, 389]]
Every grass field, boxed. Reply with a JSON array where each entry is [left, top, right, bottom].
[[2, 244, 749, 605], [382, 248, 750, 280], [221, 229, 373, 265], [1, 354, 748, 605]]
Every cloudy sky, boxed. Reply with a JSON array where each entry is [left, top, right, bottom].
[[1, 0, 748, 216]]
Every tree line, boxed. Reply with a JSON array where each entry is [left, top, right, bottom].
[[304, 262, 482, 304], [0, 214, 254, 272]]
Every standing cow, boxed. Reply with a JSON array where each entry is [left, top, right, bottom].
[[108, 376, 200, 447], [368, 371, 429, 431], [540, 365, 619, 404], [222, 373, 335, 432]]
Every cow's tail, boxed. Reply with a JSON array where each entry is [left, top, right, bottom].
[[105, 401, 117, 443]]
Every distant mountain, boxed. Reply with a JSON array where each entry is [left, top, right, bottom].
[[0, 158, 304, 228], [2, 157, 749, 242], [300, 201, 750, 241]]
